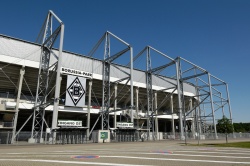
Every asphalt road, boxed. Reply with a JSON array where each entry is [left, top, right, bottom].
[[0, 139, 250, 166]]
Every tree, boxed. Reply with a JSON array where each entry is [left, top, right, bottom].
[[233, 122, 250, 132], [217, 116, 234, 143]]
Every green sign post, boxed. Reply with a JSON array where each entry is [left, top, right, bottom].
[[100, 132, 108, 139]]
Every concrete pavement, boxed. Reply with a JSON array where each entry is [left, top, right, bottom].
[[0, 139, 249, 166]]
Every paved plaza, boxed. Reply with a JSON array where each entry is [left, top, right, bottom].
[[0, 139, 250, 166]]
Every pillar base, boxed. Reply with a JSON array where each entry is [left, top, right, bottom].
[[48, 137, 53, 144], [39, 138, 44, 143], [180, 136, 185, 140], [28, 138, 36, 143], [168, 135, 175, 139]]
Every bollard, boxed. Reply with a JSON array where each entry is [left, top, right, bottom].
[[141, 137, 144, 142], [7, 131, 10, 144]]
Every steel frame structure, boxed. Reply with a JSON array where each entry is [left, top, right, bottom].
[[175, 57, 233, 139], [88, 31, 133, 130], [132, 47, 233, 140], [22, 10, 64, 143], [132, 46, 179, 140], [1, 11, 233, 143]]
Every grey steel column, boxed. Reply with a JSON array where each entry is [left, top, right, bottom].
[[194, 71, 202, 140], [226, 84, 233, 122], [11, 66, 25, 144], [136, 87, 139, 129], [208, 73, 218, 139], [51, 24, 64, 131], [146, 47, 153, 140], [102, 32, 110, 130], [114, 84, 117, 128], [190, 98, 195, 139], [220, 93, 225, 116], [203, 104, 206, 133], [175, 58, 184, 140], [196, 107, 201, 144], [226, 83, 234, 137], [170, 94, 175, 139], [154, 92, 158, 140], [197, 102, 202, 135], [87, 80, 92, 139], [130, 47, 134, 124]]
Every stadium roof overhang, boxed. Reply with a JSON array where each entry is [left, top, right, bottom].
[[0, 34, 197, 112]]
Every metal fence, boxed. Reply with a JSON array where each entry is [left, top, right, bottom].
[[1, 131, 249, 144], [53, 130, 87, 144], [0, 131, 12, 144], [163, 132, 250, 140], [110, 131, 140, 142], [0, 122, 13, 127], [0, 131, 88, 144]]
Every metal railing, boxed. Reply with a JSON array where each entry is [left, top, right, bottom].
[[0, 131, 88, 144], [110, 131, 140, 142], [52, 130, 87, 144], [1, 131, 249, 144], [1, 122, 14, 127], [0, 131, 12, 144], [162, 132, 250, 140]]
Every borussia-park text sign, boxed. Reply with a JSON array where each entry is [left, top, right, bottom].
[[61, 67, 92, 78]]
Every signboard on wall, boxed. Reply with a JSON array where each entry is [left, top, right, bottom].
[[116, 122, 134, 128], [61, 67, 92, 78], [65, 75, 86, 107], [58, 120, 82, 127], [100, 132, 108, 139]]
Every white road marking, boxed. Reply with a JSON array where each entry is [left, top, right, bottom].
[[174, 150, 250, 155], [101, 155, 250, 164], [4, 153, 27, 154], [3, 150, 250, 158], [2, 148, 250, 165], [50, 148, 250, 154], [0, 156, 28, 158], [3, 152, 249, 160], [144, 152, 250, 159], [216, 149, 250, 153], [0, 159, 152, 166], [180, 149, 250, 153]]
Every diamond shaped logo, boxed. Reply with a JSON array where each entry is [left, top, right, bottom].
[[67, 77, 85, 106]]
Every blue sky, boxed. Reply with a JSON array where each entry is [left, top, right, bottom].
[[1, 0, 249, 122]]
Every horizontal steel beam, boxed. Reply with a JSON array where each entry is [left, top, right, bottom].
[[106, 47, 130, 62], [107, 31, 130, 46], [181, 72, 207, 81], [149, 61, 175, 73], [198, 83, 225, 88]]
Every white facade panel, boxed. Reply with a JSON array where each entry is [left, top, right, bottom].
[[0, 35, 196, 95]]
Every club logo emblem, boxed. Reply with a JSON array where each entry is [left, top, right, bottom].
[[67, 77, 85, 106]]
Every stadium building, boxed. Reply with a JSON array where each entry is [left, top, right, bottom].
[[0, 11, 233, 144]]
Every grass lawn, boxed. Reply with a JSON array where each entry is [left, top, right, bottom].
[[211, 142, 250, 148], [187, 142, 250, 148]]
